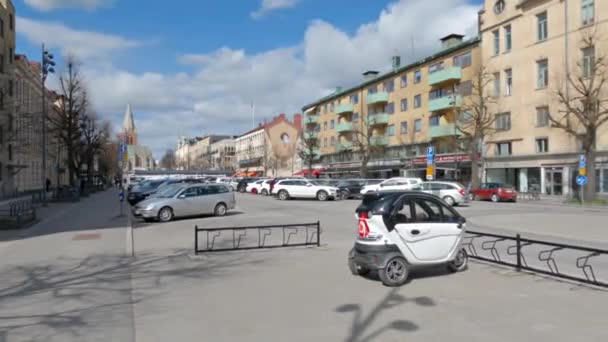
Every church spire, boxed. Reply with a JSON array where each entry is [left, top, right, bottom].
[[123, 103, 135, 131]]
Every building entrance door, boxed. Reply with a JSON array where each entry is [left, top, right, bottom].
[[545, 168, 563, 195]]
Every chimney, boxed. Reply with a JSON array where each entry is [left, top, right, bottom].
[[440, 34, 465, 50], [363, 70, 379, 81], [293, 113, 302, 129], [392, 56, 401, 70]]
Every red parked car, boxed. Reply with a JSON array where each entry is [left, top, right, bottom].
[[470, 183, 518, 202]]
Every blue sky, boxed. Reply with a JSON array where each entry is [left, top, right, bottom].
[[15, 0, 482, 157]]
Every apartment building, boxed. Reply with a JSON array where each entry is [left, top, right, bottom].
[[235, 113, 301, 177], [208, 138, 236, 171], [302, 35, 481, 178], [480, 0, 608, 195], [0, 0, 16, 197], [175, 135, 234, 170]]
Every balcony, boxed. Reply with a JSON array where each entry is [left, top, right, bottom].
[[370, 136, 388, 146], [335, 103, 354, 115], [337, 141, 353, 152], [304, 115, 318, 125], [428, 95, 463, 112], [368, 113, 389, 126], [304, 131, 318, 139], [336, 122, 354, 133], [427, 123, 461, 139], [428, 66, 462, 86], [365, 92, 389, 105]]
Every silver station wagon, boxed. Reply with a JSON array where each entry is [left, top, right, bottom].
[[133, 183, 236, 222]]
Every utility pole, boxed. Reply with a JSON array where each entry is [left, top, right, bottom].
[[41, 44, 55, 206]]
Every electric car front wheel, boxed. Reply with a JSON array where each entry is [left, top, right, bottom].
[[448, 249, 468, 273]]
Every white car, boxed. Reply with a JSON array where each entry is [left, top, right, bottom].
[[411, 181, 466, 206], [360, 177, 423, 194], [245, 179, 268, 194], [229, 178, 242, 191], [259, 180, 273, 196], [273, 179, 339, 201], [348, 191, 468, 286]]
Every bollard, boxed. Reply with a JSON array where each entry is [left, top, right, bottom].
[[316, 221, 321, 247], [516, 234, 522, 271], [194, 225, 199, 255]]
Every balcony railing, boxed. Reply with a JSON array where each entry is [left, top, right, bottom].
[[336, 122, 354, 133], [427, 123, 461, 139], [304, 116, 318, 125], [335, 103, 354, 115], [304, 131, 318, 139], [365, 92, 389, 105], [337, 141, 353, 151], [368, 113, 389, 126], [428, 95, 463, 112], [370, 136, 388, 146], [428, 66, 462, 86]]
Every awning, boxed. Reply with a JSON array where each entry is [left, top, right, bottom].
[[293, 167, 324, 176], [304, 106, 317, 115], [232, 171, 261, 177]]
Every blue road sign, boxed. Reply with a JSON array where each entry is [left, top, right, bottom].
[[579, 155, 586, 168], [576, 175, 588, 186], [427, 146, 435, 157]]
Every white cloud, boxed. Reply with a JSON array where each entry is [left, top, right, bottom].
[[24, 0, 112, 11], [251, 0, 299, 19], [30, 0, 479, 157], [17, 17, 140, 59]]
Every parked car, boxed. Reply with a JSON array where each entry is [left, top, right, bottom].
[[258, 180, 273, 196], [268, 177, 287, 195], [348, 191, 468, 286], [245, 179, 267, 194], [273, 179, 339, 201], [237, 177, 264, 193], [127, 179, 167, 205], [336, 179, 367, 200], [470, 183, 518, 202], [411, 181, 466, 206], [132, 183, 236, 222], [129, 178, 204, 205], [359, 177, 423, 195], [229, 177, 242, 191]]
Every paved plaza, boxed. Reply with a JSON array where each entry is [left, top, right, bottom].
[[0, 190, 607, 341]]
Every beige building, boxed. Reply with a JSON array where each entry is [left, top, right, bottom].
[[208, 138, 236, 171], [302, 35, 481, 178], [479, 0, 608, 195], [175, 135, 234, 170], [0, 0, 16, 197], [235, 113, 301, 177]]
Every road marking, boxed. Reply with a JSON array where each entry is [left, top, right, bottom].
[[126, 212, 135, 258]]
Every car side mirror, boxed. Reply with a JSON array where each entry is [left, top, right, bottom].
[[307, 184, 312, 187], [457, 216, 466, 229], [178, 194, 186, 199]]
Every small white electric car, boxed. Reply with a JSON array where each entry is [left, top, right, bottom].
[[348, 191, 468, 286]]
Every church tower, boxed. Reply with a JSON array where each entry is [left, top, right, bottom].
[[122, 103, 137, 145]]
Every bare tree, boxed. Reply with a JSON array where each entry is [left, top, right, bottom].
[[352, 114, 386, 178], [98, 141, 119, 179], [456, 64, 498, 189], [160, 149, 177, 170], [297, 129, 319, 176], [80, 112, 110, 186], [48, 56, 87, 186], [548, 31, 608, 201]]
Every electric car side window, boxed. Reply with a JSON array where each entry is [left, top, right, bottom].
[[412, 199, 443, 222], [393, 199, 413, 224]]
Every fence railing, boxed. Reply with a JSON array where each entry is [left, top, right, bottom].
[[463, 230, 608, 288], [195, 222, 321, 254]]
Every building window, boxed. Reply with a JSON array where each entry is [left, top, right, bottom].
[[330, 102, 335, 112], [536, 138, 549, 153], [400, 121, 408, 134], [7, 113, 12, 132], [492, 29, 500, 55], [581, 0, 594, 26], [0, 54, 4, 73], [536, 106, 549, 127], [368, 86, 377, 94], [9, 14, 13, 31], [330, 119, 335, 129], [384, 80, 394, 93], [453, 51, 472, 68], [504, 25, 512, 52], [353, 113, 359, 122], [385, 102, 395, 114], [428, 62, 443, 73], [350, 94, 359, 104], [8, 144, 13, 161], [429, 115, 440, 126], [537, 11, 548, 41], [414, 119, 422, 132], [505, 68, 512, 96], [387, 124, 396, 136], [493, 72, 501, 96], [9, 48, 12, 64], [323, 121, 327, 130], [315, 123, 321, 132], [0, 18, 3, 38], [458, 80, 473, 96], [400, 75, 407, 88], [537, 59, 548, 89], [400, 98, 408, 111], [413, 94, 421, 108], [323, 138, 327, 147], [330, 136, 335, 146], [324, 104, 327, 113], [496, 112, 511, 131], [414, 70, 421, 83], [496, 142, 512, 156], [582, 46, 595, 78]]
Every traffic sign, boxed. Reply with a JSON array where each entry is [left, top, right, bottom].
[[426, 165, 434, 180], [579, 167, 586, 176], [576, 175, 588, 186], [427, 146, 435, 157], [579, 154, 586, 168]]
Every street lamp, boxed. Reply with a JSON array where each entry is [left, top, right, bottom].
[[41, 44, 55, 206]]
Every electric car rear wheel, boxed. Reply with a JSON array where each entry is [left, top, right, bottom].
[[378, 257, 409, 287]]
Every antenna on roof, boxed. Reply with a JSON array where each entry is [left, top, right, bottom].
[[410, 34, 415, 60]]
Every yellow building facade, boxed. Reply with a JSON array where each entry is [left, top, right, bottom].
[[302, 35, 481, 179]]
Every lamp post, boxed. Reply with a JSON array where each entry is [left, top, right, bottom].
[[41, 44, 55, 206]]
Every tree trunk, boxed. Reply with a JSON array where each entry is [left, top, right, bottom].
[[584, 149, 596, 202], [470, 156, 481, 190], [360, 157, 369, 178]]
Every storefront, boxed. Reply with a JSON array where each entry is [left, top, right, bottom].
[[404, 154, 473, 183]]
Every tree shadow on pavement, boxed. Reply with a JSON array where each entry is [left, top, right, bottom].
[[0, 250, 264, 340], [335, 288, 435, 342]]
